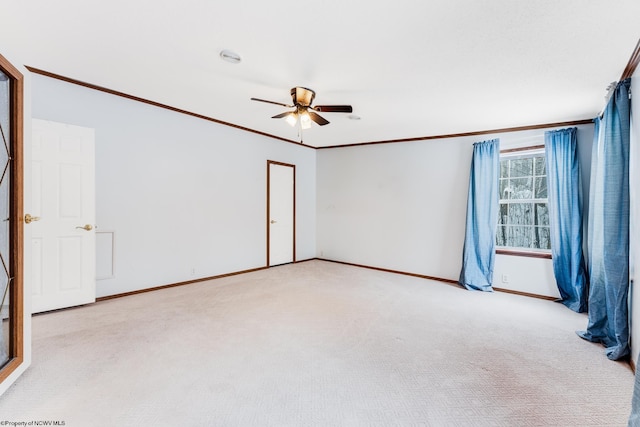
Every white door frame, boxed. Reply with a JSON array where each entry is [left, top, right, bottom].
[[267, 160, 295, 266]]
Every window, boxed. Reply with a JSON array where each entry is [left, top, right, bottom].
[[496, 148, 550, 252]]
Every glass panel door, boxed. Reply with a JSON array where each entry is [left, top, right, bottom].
[[0, 53, 24, 384], [0, 69, 10, 366]]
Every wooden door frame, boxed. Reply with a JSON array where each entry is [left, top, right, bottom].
[[266, 160, 296, 267], [0, 54, 24, 384]]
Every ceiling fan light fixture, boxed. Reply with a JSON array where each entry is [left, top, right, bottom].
[[285, 113, 298, 127], [219, 49, 241, 64], [300, 111, 312, 129]]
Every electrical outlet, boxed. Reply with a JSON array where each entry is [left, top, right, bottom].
[[501, 274, 509, 284], [190, 267, 196, 276]]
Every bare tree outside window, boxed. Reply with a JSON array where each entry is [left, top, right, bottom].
[[496, 152, 550, 251]]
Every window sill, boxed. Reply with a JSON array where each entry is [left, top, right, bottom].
[[496, 249, 552, 259]]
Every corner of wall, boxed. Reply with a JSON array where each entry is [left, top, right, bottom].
[[629, 72, 640, 367]]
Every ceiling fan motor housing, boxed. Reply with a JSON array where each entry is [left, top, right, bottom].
[[291, 87, 315, 107]]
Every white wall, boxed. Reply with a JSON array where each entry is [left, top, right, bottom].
[[630, 71, 640, 366], [31, 75, 316, 298], [317, 124, 593, 298], [317, 138, 471, 279]]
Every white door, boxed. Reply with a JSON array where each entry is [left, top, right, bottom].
[[30, 119, 96, 313], [268, 162, 295, 266]]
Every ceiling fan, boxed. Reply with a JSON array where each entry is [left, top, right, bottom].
[[251, 87, 353, 130]]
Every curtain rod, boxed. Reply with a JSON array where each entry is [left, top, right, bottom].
[[620, 38, 640, 81]]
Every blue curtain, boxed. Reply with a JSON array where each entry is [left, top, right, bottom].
[[545, 127, 588, 312], [630, 349, 640, 425], [459, 139, 500, 292], [577, 78, 631, 361]]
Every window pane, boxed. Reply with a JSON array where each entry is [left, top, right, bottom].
[[499, 179, 511, 200], [534, 203, 549, 226], [508, 203, 533, 225], [534, 156, 546, 176], [496, 225, 507, 246], [509, 226, 533, 248], [510, 158, 533, 177], [0, 69, 9, 367], [508, 177, 533, 199], [535, 176, 547, 198], [500, 160, 509, 178], [535, 226, 551, 249], [498, 203, 509, 225]]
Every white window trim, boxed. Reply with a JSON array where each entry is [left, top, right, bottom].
[[496, 147, 552, 256]]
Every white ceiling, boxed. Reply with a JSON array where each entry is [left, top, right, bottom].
[[2, 1, 640, 147]]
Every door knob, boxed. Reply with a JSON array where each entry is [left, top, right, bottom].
[[76, 224, 93, 231], [24, 214, 41, 224], [270, 220, 277, 224]]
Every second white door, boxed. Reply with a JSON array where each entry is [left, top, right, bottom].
[[268, 162, 295, 266], [30, 119, 96, 313]]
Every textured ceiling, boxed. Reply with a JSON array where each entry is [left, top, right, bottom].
[[2, 1, 640, 147]]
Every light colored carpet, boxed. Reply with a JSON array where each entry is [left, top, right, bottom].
[[0, 260, 634, 426]]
